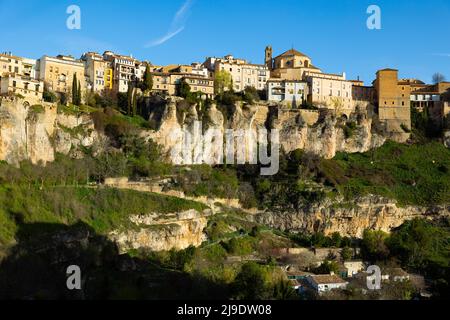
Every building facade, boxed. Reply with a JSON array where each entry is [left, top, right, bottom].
[[151, 72, 214, 98], [0, 52, 38, 78], [37, 55, 86, 96], [204, 55, 269, 92], [307, 275, 348, 293], [304, 71, 353, 115], [103, 51, 141, 93], [0, 73, 44, 104], [374, 69, 411, 135], [81, 52, 113, 93], [267, 79, 307, 107]]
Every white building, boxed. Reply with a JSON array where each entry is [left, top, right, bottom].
[[343, 261, 365, 278], [267, 79, 307, 107], [103, 51, 141, 93], [191, 62, 209, 78], [307, 275, 348, 294], [204, 55, 269, 92]]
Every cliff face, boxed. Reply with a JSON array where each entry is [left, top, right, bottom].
[[0, 98, 104, 165], [254, 195, 450, 238], [146, 98, 386, 161], [110, 209, 211, 253]]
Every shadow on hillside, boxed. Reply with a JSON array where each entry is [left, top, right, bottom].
[[0, 221, 228, 300]]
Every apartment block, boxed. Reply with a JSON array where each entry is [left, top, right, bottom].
[[0, 73, 44, 104], [267, 79, 307, 107], [304, 71, 353, 116], [103, 51, 141, 93], [81, 52, 113, 93], [37, 55, 86, 96], [0, 52, 38, 78], [204, 55, 269, 92], [151, 72, 214, 98]]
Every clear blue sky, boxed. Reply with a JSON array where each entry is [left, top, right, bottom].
[[1, 0, 449, 84]]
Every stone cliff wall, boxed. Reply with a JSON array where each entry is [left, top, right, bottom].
[[145, 98, 387, 161], [254, 195, 450, 238], [109, 209, 212, 253], [0, 97, 104, 165]]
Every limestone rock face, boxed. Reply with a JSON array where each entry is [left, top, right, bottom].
[[110, 209, 212, 253], [145, 99, 386, 161], [254, 195, 450, 238], [0, 98, 105, 165]]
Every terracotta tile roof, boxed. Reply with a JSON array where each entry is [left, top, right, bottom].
[[278, 49, 310, 59]]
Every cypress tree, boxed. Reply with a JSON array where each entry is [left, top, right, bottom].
[[77, 80, 82, 105], [142, 63, 153, 93], [72, 74, 78, 105]]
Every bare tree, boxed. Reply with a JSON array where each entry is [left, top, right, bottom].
[[432, 72, 446, 84]]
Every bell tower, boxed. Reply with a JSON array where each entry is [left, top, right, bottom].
[[265, 46, 273, 70]]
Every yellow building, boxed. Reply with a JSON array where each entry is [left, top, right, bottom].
[[38, 55, 86, 98], [81, 52, 113, 92], [374, 69, 411, 135]]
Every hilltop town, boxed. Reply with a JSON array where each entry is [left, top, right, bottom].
[[1, 46, 449, 146]]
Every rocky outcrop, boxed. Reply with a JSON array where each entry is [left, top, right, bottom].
[[254, 195, 450, 238], [145, 98, 386, 161], [110, 209, 212, 253], [0, 97, 106, 165]]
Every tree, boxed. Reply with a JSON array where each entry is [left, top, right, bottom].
[[313, 260, 340, 275], [43, 89, 57, 103], [242, 86, 260, 104], [432, 73, 446, 84], [141, 63, 153, 93], [72, 74, 78, 105], [341, 247, 353, 261], [77, 80, 82, 105], [231, 262, 268, 300], [127, 84, 135, 116], [178, 79, 191, 98], [361, 230, 390, 262], [214, 70, 233, 95]]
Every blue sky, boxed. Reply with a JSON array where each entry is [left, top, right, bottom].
[[1, 0, 449, 84]]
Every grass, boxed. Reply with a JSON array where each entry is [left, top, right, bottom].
[[58, 104, 98, 116], [322, 141, 450, 206], [0, 184, 207, 246]]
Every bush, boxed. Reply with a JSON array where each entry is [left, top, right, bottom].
[[43, 90, 57, 103]]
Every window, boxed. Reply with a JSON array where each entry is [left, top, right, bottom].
[[12, 81, 16, 87]]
